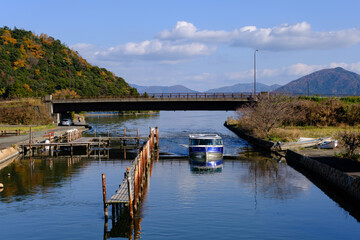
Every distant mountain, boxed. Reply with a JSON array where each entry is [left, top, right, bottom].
[[207, 83, 281, 93], [130, 84, 198, 94], [274, 67, 360, 95]]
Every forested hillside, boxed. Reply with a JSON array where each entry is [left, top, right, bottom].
[[0, 26, 138, 98]]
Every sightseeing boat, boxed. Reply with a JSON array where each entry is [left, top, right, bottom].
[[189, 134, 223, 168]]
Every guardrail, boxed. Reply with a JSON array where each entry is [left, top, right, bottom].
[[0, 129, 23, 136]]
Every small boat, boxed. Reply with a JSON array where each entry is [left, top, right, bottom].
[[273, 137, 336, 151], [318, 140, 338, 149], [189, 134, 223, 168]]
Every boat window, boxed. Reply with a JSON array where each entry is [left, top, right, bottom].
[[190, 139, 222, 145]]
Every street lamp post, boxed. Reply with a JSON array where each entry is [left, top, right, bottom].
[[254, 49, 258, 96]]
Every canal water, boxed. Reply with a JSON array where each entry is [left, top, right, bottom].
[[0, 111, 359, 239]]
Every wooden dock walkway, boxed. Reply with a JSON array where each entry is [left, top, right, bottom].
[[19, 127, 150, 158], [102, 127, 159, 220]]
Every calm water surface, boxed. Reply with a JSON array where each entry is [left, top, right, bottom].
[[0, 111, 359, 239]]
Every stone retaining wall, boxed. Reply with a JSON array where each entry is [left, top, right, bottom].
[[286, 150, 360, 201]]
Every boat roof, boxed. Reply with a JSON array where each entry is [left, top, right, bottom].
[[189, 134, 222, 139]]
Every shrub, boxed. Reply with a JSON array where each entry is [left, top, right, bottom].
[[337, 131, 360, 159]]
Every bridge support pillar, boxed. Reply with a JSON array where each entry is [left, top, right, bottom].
[[44, 95, 60, 124]]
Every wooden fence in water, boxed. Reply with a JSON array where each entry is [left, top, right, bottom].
[[102, 127, 159, 220]]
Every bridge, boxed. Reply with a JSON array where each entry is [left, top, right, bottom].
[[47, 93, 260, 113]]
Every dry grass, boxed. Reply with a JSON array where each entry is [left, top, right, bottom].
[[269, 126, 360, 142]]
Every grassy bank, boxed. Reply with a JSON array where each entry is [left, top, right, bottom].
[[0, 124, 55, 132]]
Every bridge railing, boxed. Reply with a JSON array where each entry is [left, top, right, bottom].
[[145, 92, 255, 99], [51, 92, 266, 100]]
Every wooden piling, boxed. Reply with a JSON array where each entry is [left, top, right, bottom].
[[134, 165, 138, 210], [156, 126, 159, 148], [126, 167, 134, 218], [102, 173, 109, 220], [103, 127, 158, 219]]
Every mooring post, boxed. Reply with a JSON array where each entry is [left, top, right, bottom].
[[126, 167, 134, 218], [136, 128, 140, 145], [29, 126, 32, 151], [102, 173, 109, 221], [134, 164, 138, 210], [156, 126, 159, 148], [124, 128, 126, 137], [147, 141, 150, 162]]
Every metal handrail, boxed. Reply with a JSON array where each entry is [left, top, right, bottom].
[[52, 92, 260, 100]]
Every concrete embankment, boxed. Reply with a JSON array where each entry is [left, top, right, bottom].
[[286, 150, 360, 201], [224, 121, 360, 201], [0, 147, 19, 164]]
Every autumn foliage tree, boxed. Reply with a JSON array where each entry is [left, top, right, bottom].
[[0, 26, 138, 99], [52, 89, 80, 99]]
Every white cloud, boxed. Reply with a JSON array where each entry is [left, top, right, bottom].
[[158, 21, 360, 51], [286, 63, 323, 76], [72, 22, 360, 66], [285, 62, 360, 77], [93, 39, 216, 63], [157, 21, 230, 42], [222, 61, 360, 86]]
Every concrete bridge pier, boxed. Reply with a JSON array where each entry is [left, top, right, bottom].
[[44, 95, 60, 124]]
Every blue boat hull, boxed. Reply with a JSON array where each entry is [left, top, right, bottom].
[[189, 146, 223, 161]]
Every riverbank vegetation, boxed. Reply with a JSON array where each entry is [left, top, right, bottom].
[[0, 98, 53, 125], [231, 95, 360, 141], [230, 96, 360, 156]]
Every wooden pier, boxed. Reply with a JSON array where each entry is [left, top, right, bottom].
[[102, 127, 159, 220], [19, 127, 149, 158]]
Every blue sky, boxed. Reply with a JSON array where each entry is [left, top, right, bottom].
[[1, 0, 360, 91]]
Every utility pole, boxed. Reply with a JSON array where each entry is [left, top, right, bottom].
[[254, 49, 259, 96]]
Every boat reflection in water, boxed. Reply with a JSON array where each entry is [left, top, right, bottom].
[[189, 134, 223, 171], [190, 157, 223, 172]]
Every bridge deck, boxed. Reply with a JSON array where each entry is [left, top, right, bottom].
[[51, 93, 258, 112]]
